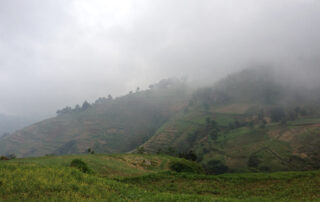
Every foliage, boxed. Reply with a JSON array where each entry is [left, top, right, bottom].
[[70, 159, 92, 173], [178, 150, 197, 161], [0, 154, 16, 160], [0, 156, 9, 160], [169, 159, 204, 174], [137, 147, 145, 154], [248, 154, 261, 168], [270, 107, 286, 122], [204, 160, 229, 174]]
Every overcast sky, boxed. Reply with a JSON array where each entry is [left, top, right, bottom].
[[0, 0, 320, 119]]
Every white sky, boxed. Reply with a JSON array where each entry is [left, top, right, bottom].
[[0, 0, 320, 119]]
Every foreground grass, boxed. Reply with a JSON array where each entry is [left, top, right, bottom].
[[1, 154, 319, 201], [122, 171, 320, 201]]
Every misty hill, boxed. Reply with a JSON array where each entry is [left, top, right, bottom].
[[0, 79, 191, 157], [1, 67, 320, 173], [143, 67, 320, 172], [0, 114, 33, 138]]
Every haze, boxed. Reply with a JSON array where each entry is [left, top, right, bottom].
[[0, 0, 320, 120]]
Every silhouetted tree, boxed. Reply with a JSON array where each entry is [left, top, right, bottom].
[[205, 160, 228, 174], [82, 101, 91, 111], [270, 107, 285, 122]]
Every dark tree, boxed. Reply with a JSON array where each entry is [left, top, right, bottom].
[[82, 101, 91, 111], [270, 107, 286, 122], [205, 160, 229, 174], [179, 150, 197, 161], [248, 154, 261, 168]]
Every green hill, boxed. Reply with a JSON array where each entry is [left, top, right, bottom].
[[1, 68, 320, 174], [0, 79, 191, 157], [0, 154, 319, 201], [143, 68, 320, 172]]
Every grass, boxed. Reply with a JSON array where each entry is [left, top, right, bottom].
[[0, 154, 319, 201], [122, 170, 320, 201], [288, 118, 320, 126]]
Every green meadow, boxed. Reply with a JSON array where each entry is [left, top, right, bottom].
[[1, 154, 319, 201]]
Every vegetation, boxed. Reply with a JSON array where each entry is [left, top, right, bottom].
[[70, 159, 92, 173], [0, 154, 319, 201], [2, 68, 320, 174], [0, 78, 191, 157], [168, 159, 204, 174]]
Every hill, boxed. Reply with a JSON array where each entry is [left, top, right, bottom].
[[0, 154, 319, 201], [1, 67, 320, 174], [0, 78, 191, 157], [0, 114, 33, 137], [142, 67, 320, 172]]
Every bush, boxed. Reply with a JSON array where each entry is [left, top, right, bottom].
[[169, 159, 204, 174], [204, 160, 229, 175], [0, 156, 9, 160], [178, 150, 197, 161], [248, 154, 261, 168], [0, 154, 16, 160], [137, 147, 145, 154], [70, 159, 92, 173]]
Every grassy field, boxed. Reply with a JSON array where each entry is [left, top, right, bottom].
[[1, 154, 319, 201]]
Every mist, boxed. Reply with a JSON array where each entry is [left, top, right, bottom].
[[1, 0, 320, 120]]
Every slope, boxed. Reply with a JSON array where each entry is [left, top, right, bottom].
[[142, 67, 320, 172], [0, 79, 191, 157]]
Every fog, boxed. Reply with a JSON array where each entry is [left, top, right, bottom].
[[0, 0, 320, 120]]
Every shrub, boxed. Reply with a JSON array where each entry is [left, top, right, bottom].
[[178, 150, 197, 161], [248, 154, 261, 168], [0, 154, 15, 160], [204, 160, 229, 175], [70, 159, 92, 173], [0, 156, 9, 160], [137, 147, 145, 154], [169, 159, 204, 174], [7, 154, 16, 160]]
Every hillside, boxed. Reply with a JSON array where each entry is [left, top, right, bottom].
[[0, 114, 33, 137], [142, 68, 320, 172], [0, 79, 191, 157], [1, 67, 320, 174], [0, 154, 319, 201]]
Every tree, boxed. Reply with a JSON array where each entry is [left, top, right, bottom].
[[258, 110, 264, 121], [205, 160, 228, 174], [178, 150, 197, 161], [108, 94, 113, 100], [82, 101, 91, 111], [270, 107, 285, 122], [87, 148, 95, 154], [248, 154, 261, 168], [56, 106, 72, 115], [203, 102, 210, 113], [137, 147, 145, 154], [74, 104, 81, 112]]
